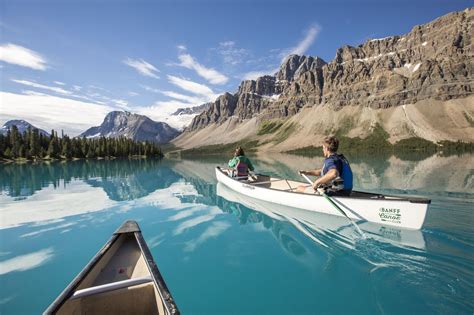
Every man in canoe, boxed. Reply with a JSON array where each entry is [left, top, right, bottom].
[[228, 146, 255, 179], [298, 136, 353, 196]]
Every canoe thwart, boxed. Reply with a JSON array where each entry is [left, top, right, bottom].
[[71, 275, 153, 300]]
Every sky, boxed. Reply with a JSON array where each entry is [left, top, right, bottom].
[[0, 0, 472, 136]]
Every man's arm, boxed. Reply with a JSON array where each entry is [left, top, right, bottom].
[[313, 168, 339, 188], [299, 169, 322, 176]]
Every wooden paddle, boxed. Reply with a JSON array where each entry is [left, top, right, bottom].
[[300, 172, 365, 238]]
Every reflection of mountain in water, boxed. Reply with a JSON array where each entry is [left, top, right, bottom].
[[171, 159, 220, 206], [0, 159, 181, 201], [85, 163, 180, 201]]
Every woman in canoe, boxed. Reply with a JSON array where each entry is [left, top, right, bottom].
[[298, 136, 353, 196], [228, 146, 255, 179]]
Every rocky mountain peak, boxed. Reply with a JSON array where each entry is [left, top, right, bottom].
[[1, 119, 50, 136], [182, 8, 473, 135], [80, 111, 180, 143], [276, 54, 326, 81]]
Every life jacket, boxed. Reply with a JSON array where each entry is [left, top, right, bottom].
[[236, 160, 249, 178], [338, 154, 353, 190], [322, 154, 353, 191]]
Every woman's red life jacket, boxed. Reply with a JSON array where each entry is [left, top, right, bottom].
[[236, 160, 248, 177]]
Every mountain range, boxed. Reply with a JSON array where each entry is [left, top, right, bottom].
[[80, 111, 180, 143], [2, 9, 472, 150], [172, 8, 474, 151], [1, 112, 181, 144]]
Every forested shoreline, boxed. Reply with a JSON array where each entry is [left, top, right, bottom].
[[0, 126, 163, 162]]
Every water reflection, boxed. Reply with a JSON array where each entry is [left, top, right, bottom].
[[0, 159, 180, 200], [0, 153, 473, 314]]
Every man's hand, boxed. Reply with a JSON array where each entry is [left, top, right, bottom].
[[299, 170, 307, 175]]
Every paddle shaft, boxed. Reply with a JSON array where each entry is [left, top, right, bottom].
[[300, 173, 365, 237]]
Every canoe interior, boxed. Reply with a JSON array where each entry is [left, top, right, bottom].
[[219, 168, 430, 204], [56, 233, 167, 315]]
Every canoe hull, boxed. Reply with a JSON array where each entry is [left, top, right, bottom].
[[216, 167, 429, 230], [44, 221, 179, 315]]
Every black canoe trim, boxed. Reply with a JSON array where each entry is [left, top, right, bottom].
[[135, 229, 180, 315], [44, 220, 180, 315], [216, 166, 431, 205], [114, 220, 140, 234]]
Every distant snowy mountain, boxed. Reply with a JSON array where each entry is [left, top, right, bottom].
[[171, 102, 211, 116], [1, 120, 50, 136], [80, 111, 180, 143]]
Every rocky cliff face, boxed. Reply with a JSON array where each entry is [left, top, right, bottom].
[[80, 111, 180, 143], [186, 8, 473, 133]]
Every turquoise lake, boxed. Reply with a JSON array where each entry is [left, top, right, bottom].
[[0, 153, 473, 314]]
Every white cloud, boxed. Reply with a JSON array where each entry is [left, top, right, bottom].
[[184, 221, 231, 252], [177, 45, 186, 51], [281, 24, 321, 61], [241, 24, 321, 81], [242, 68, 279, 80], [167, 75, 216, 98], [54, 81, 65, 86], [160, 90, 208, 104], [123, 58, 160, 79], [141, 85, 160, 93], [177, 53, 228, 85], [139, 80, 215, 129], [0, 248, 54, 275], [72, 85, 82, 91], [136, 100, 204, 129], [0, 91, 115, 136], [12, 79, 72, 95], [0, 43, 47, 70], [128, 91, 139, 97], [214, 41, 250, 66]]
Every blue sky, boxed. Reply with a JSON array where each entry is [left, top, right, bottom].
[[1, 0, 471, 135]]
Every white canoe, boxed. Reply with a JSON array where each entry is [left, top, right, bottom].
[[216, 182, 426, 249], [44, 220, 179, 315], [216, 167, 430, 230]]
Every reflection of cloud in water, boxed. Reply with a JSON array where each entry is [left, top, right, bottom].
[[167, 208, 204, 221], [184, 221, 231, 252], [0, 248, 54, 275], [0, 296, 15, 305], [0, 177, 209, 234], [32, 218, 65, 227], [147, 232, 166, 248], [138, 180, 199, 209], [173, 208, 223, 236], [20, 222, 77, 238], [0, 181, 115, 229]]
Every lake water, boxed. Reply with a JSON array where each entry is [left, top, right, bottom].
[[0, 153, 473, 314]]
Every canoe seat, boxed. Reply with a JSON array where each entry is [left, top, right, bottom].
[[60, 282, 160, 315], [71, 275, 153, 300]]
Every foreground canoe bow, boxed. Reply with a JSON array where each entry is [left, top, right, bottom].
[[216, 167, 430, 230], [44, 220, 179, 315]]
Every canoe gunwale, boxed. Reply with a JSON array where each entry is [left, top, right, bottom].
[[43, 233, 120, 314], [216, 167, 431, 204], [134, 225, 180, 315], [44, 220, 180, 315]]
